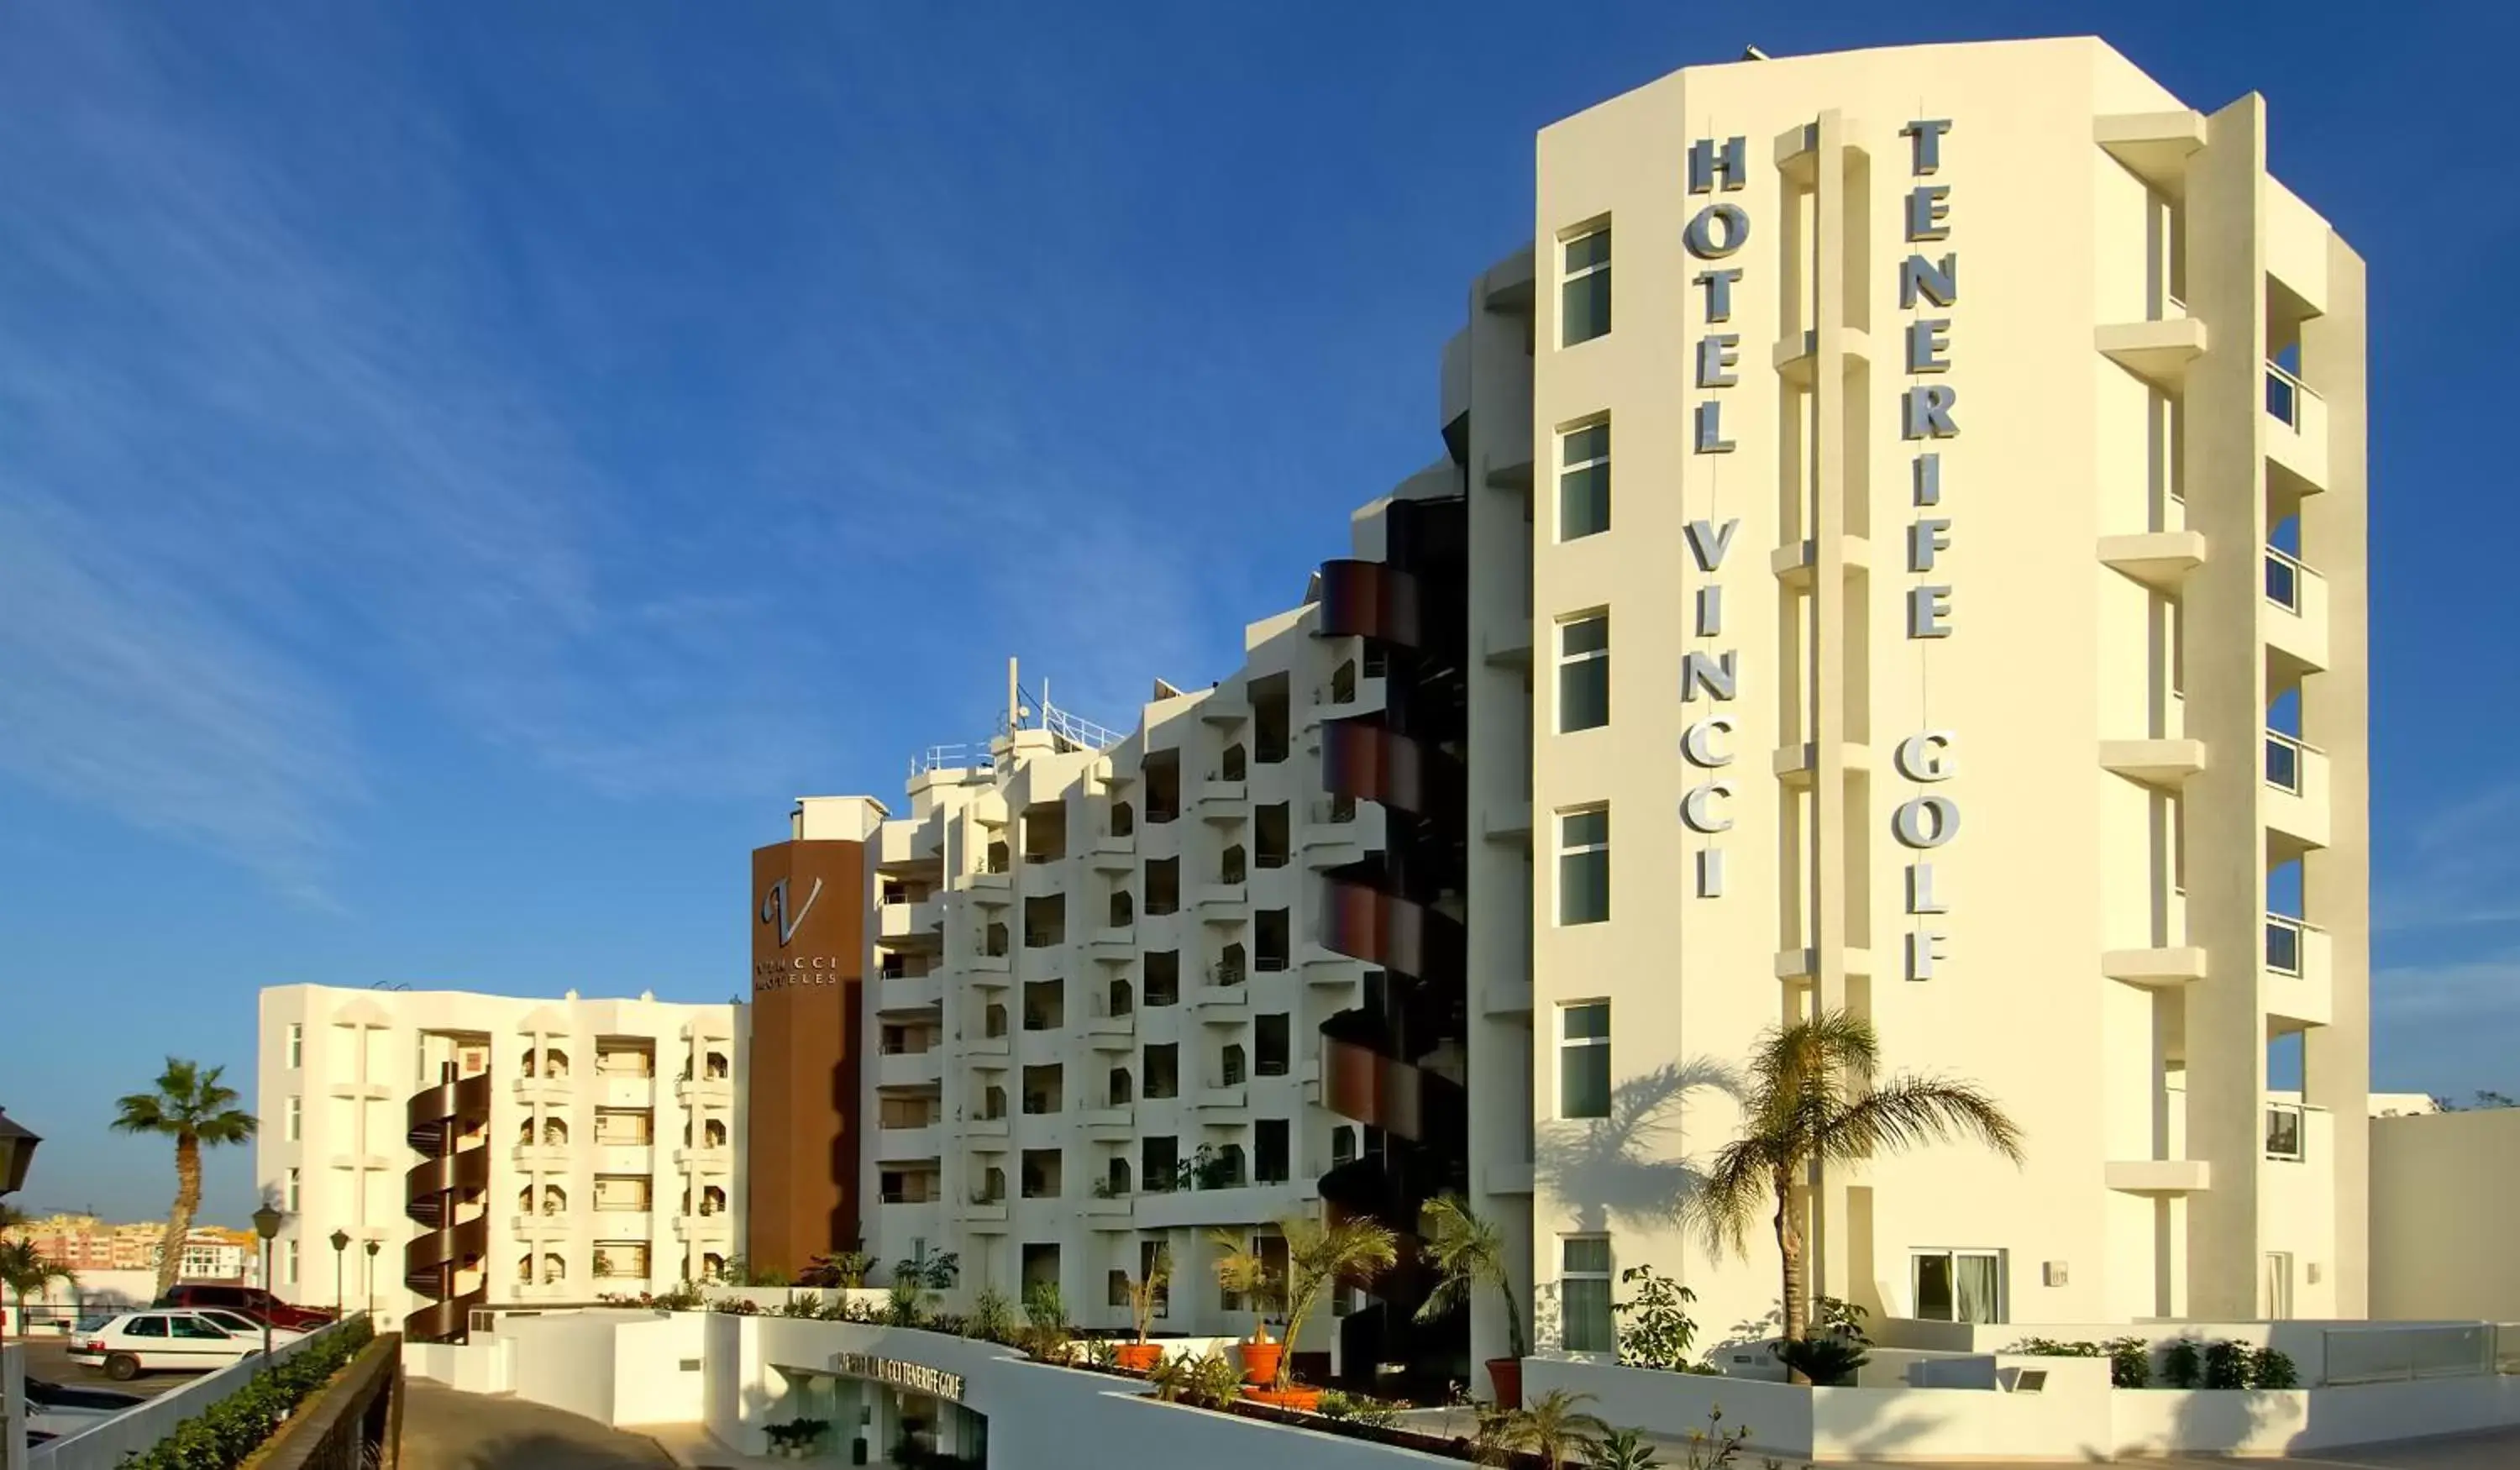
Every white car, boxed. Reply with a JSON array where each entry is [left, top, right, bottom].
[[66, 1310, 270, 1380], [191, 1307, 309, 1346]]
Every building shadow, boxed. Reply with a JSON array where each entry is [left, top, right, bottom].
[[402, 1427, 680, 1470]]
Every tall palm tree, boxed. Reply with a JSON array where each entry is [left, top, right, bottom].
[[0, 1239, 76, 1338], [1212, 1214, 1397, 1390], [1690, 1009, 2022, 1353], [113, 1058, 258, 1299]]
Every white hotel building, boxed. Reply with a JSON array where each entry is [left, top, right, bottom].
[[255, 984, 744, 1338], [814, 34, 2367, 1390]]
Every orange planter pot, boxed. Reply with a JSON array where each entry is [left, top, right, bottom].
[[1486, 1357, 1523, 1409], [1114, 1342, 1163, 1373], [1239, 1341, 1284, 1386], [1242, 1386, 1320, 1412]]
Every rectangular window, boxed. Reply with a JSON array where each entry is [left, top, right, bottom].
[[285, 1167, 301, 1214], [1561, 1236, 1614, 1353], [285, 1096, 302, 1142], [1560, 226, 1611, 346], [1143, 1136, 1179, 1193], [1558, 807, 1609, 925], [286, 1023, 303, 1069], [1912, 1250, 2005, 1324], [1558, 1002, 1611, 1120], [1558, 420, 1610, 541], [1255, 1119, 1290, 1184], [1557, 615, 1609, 732], [284, 1242, 299, 1287], [1255, 1014, 1290, 1077]]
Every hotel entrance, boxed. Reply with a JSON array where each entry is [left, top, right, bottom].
[[762, 1352, 985, 1467]]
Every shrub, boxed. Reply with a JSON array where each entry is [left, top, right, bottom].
[[1182, 1348, 1243, 1409], [1814, 1296, 1872, 1347], [123, 1317, 376, 1470], [1611, 1265, 1701, 1372], [1773, 1334, 1868, 1387], [1021, 1280, 1070, 1361], [1315, 1389, 1357, 1422], [2104, 1336, 2151, 1389], [1595, 1425, 1662, 1470], [2202, 1338, 2251, 1390], [2248, 1345, 2299, 1389], [2162, 1337, 2202, 1389], [965, 1284, 1014, 1343], [779, 1294, 823, 1318], [888, 1274, 927, 1327]]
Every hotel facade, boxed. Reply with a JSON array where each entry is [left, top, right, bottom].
[[743, 36, 2367, 1388], [264, 37, 2368, 1382]]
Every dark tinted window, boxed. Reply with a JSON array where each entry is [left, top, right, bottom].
[[125, 1317, 169, 1338], [171, 1316, 230, 1340]]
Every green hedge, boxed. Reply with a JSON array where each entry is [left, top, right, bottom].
[[121, 1316, 376, 1470]]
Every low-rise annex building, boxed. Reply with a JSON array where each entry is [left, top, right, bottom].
[[255, 984, 744, 1339]]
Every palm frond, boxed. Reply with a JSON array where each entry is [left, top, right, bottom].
[[1684, 1136, 1775, 1259], [1821, 1075, 2024, 1166]]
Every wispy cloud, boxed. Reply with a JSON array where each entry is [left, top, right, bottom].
[[2376, 780, 2520, 934]]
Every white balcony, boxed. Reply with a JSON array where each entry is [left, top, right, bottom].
[[593, 1074, 655, 1109], [2264, 548, 2330, 675], [1085, 927, 1136, 962], [961, 1201, 1009, 1232], [1080, 1011, 1136, 1051], [1193, 882, 1247, 917], [2265, 916, 2334, 1027], [1081, 1194, 1134, 1227], [876, 1049, 942, 1089], [2096, 317, 2208, 391], [1132, 1179, 1317, 1232], [1193, 780, 1249, 822], [969, 948, 1011, 976], [965, 1033, 1010, 1059], [674, 1146, 733, 1175], [675, 1075, 733, 1106], [2098, 531, 2208, 593], [512, 1143, 571, 1169], [2265, 363, 2330, 492], [874, 1125, 942, 1163], [879, 898, 947, 943], [673, 1211, 734, 1239], [2101, 948, 2208, 990], [1194, 1084, 1247, 1111], [1089, 833, 1136, 874], [2104, 1158, 2212, 1194], [589, 1209, 653, 1239], [512, 1212, 572, 1238], [2263, 732, 2331, 853], [2100, 738, 2207, 791], [512, 1074, 571, 1102], [1189, 982, 1250, 1018], [875, 972, 945, 1014], [970, 871, 1012, 906], [1080, 1106, 1134, 1140]]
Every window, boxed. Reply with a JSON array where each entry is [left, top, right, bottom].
[[2265, 1102, 2305, 1161], [1913, 1250, 2004, 1324], [1560, 226, 1611, 346], [1561, 1237, 1614, 1353], [286, 1023, 302, 1069], [286, 1167, 301, 1214], [127, 1316, 170, 1339], [2265, 1252, 2294, 1320], [1557, 615, 1609, 732], [1558, 1003, 1611, 1119], [1256, 1014, 1290, 1077], [1255, 1119, 1290, 1184], [1142, 1137, 1179, 1194], [1558, 420, 1610, 540], [284, 1242, 299, 1287], [1558, 807, 1609, 925], [285, 1096, 301, 1142], [171, 1315, 229, 1340]]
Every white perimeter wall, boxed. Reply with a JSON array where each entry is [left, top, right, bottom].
[[2374, 1110, 2520, 1321]]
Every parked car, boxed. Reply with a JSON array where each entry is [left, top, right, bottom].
[[152, 1283, 335, 1332], [23, 1377, 144, 1441], [191, 1306, 309, 1345], [66, 1310, 268, 1380]]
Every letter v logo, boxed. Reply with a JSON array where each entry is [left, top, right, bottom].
[[759, 876, 824, 947]]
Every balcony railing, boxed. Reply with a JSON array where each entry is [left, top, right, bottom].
[[2267, 914, 2308, 975], [2265, 546, 2308, 612], [2265, 1101, 2306, 1161], [2265, 361, 2313, 429], [2265, 731, 2307, 794]]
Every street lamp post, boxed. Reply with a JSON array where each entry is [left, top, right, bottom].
[[330, 1229, 350, 1318], [365, 1238, 380, 1316], [0, 1107, 42, 1200], [250, 1205, 282, 1368]]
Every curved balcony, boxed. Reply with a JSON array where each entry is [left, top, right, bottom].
[[1317, 559, 1425, 648], [1319, 879, 1463, 980], [404, 1290, 486, 1347], [1321, 719, 1462, 822], [405, 1068, 492, 1345], [402, 1211, 489, 1287], [405, 1147, 491, 1210], [406, 1072, 493, 1152], [1320, 1031, 1467, 1148]]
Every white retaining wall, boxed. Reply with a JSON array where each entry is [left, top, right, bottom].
[[4, 1342, 28, 1470]]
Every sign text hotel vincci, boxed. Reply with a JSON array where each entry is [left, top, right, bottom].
[[1673, 122, 1964, 981]]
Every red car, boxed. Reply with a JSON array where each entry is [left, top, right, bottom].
[[152, 1284, 337, 1332]]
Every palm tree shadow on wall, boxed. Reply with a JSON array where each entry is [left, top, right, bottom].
[[1535, 1058, 1741, 1236], [1530, 1058, 1740, 1352]]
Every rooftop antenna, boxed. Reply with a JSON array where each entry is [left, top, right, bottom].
[[1743, 45, 1770, 60], [1006, 656, 1020, 731]]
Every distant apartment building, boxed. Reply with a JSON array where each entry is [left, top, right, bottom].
[[255, 984, 743, 1340], [744, 35, 2368, 1390], [1, 1218, 258, 1284]]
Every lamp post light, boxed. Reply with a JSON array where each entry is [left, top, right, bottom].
[[365, 1237, 380, 1317], [250, 1205, 283, 1368], [0, 1108, 41, 1200], [330, 1228, 350, 1318]]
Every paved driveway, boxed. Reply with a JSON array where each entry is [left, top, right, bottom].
[[1826, 1425, 2520, 1468], [402, 1379, 675, 1470]]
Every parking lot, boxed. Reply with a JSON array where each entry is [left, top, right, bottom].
[[16, 1333, 204, 1402]]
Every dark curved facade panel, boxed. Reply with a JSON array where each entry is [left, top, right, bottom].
[[1317, 559, 1425, 647], [1321, 719, 1463, 822], [1320, 878, 1465, 980]]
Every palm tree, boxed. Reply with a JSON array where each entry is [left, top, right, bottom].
[[1498, 1388, 1607, 1470], [0, 1239, 76, 1338], [1415, 1193, 1526, 1358], [1690, 1010, 2023, 1357], [113, 1058, 259, 1299], [1212, 1214, 1397, 1391]]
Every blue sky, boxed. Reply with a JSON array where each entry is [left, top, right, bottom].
[[1, 3, 2512, 1226]]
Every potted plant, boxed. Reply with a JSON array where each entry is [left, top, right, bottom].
[[1213, 1213, 1397, 1407], [767, 1417, 828, 1460], [1415, 1194, 1529, 1407], [1116, 1247, 1170, 1373]]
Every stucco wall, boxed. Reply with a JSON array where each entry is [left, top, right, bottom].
[[2373, 1110, 2520, 1321]]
